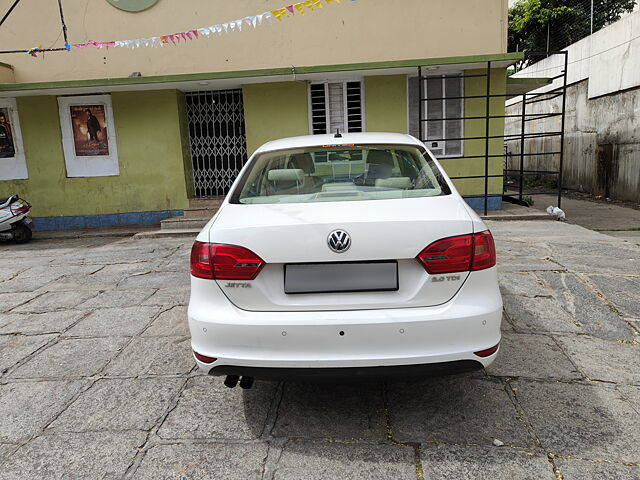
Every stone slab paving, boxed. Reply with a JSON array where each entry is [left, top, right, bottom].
[[420, 444, 556, 480], [273, 442, 417, 480], [554, 458, 640, 480], [133, 442, 269, 480], [0, 222, 637, 479]]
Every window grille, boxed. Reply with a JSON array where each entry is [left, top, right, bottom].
[[185, 89, 248, 197], [409, 75, 464, 158], [309, 82, 363, 135]]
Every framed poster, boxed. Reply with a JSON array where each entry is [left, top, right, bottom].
[[58, 95, 119, 177], [0, 98, 28, 180]]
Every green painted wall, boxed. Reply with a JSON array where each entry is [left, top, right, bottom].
[[439, 68, 507, 196], [364, 75, 407, 133], [176, 91, 194, 198], [243, 81, 309, 156], [0, 90, 190, 218]]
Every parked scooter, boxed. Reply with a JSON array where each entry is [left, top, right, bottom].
[[0, 194, 33, 243]]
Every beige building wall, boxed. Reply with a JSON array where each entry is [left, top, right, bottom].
[[0, 0, 508, 83], [0, 63, 15, 83]]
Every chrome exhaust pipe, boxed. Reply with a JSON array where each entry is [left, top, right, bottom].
[[224, 375, 239, 388], [239, 376, 254, 390]]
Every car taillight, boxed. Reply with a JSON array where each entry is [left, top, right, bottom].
[[417, 234, 473, 274], [417, 231, 496, 274], [190, 241, 265, 280], [470, 231, 497, 271]]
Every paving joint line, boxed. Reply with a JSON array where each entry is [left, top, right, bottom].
[[547, 453, 565, 480], [122, 368, 193, 479], [549, 452, 640, 467], [260, 437, 286, 480], [574, 272, 640, 336], [502, 378, 544, 449], [547, 334, 589, 380], [502, 378, 565, 479]]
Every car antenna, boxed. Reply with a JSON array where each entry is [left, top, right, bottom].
[[334, 128, 342, 138]]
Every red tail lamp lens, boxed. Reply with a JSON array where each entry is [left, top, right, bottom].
[[471, 231, 497, 271], [191, 241, 213, 279], [474, 343, 500, 358], [417, 234, 473, 274], [193, 351, 216, 364], [416, 231, 496, 274], [190, 242, 265, 280]]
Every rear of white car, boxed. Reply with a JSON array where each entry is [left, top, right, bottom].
[[188, 133, 502, 384]]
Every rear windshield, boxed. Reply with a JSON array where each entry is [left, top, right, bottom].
[[230, 144, 451, 205]]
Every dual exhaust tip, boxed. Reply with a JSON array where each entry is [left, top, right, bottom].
[[224, 375, 254, 389]]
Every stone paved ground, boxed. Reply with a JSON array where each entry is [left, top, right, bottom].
[[0, 221, 638, 479]]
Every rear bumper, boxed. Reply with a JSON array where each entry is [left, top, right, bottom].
[[207, 360, 484, 381], [188, 267, 502, 375]]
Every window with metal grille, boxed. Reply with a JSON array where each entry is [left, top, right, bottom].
[[309, 82, 364, 135], [409, 75, 464, 158]]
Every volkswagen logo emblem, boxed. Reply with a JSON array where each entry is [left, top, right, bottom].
[[327, 230, 351, 253]]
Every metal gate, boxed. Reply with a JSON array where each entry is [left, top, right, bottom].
[[186, 89, 248, 198], [416, 52, 568, 214]]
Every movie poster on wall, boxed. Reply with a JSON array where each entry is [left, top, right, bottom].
[[58, 95, 119, 177], [0, 99, 28, 181], [0, 108, 16, 158], [70, 105, 110, 157]]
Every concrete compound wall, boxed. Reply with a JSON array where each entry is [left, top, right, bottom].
[[510, 9, 640, 100], [505, 80, 640, 203], [506, 10, 640, 204]]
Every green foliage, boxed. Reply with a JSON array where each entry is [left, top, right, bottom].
[[509, 0, 637, 52]]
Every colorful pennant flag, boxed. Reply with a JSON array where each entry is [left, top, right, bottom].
[[36, 0, 357, 56]]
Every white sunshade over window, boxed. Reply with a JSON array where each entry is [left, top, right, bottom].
[[409, 74, 464, 158], [309, 82, 363, 135]]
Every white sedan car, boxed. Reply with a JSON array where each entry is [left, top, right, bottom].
[[188, 132, 502, 388]]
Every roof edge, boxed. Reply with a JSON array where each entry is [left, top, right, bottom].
[[0, 52, 523, 93]]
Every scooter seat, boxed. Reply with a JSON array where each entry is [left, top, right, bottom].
[[0, 195, 18, 208]]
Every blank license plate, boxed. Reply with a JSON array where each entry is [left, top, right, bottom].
[[284, 261, 398, 294]]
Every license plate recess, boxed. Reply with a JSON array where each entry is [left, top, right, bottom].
[[284, 261, 398, 294]]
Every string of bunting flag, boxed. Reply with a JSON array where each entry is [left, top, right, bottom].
[[26, 0, 357, 57]]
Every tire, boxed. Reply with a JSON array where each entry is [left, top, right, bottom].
[[12, 224, 32, 244]]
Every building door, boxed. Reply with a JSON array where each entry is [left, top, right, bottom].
[[186, 89, 248, 198]]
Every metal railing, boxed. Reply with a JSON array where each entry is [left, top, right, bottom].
[[417, 51, 568, 215]]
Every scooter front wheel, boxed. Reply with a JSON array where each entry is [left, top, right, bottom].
[[12, 223, 32, 244]]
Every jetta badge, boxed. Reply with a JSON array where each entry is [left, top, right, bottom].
[[327, 229, 351, 253]]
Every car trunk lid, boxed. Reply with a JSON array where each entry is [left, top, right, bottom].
[[209, 196, 474, 311]]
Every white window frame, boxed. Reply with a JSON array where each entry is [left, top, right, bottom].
[[307, 80, 365, 135], [0, 98, 28, 180], [408, 73, 465, 159], [58, 94, 119, 178]]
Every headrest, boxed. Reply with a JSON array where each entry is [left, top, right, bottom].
[[291, 153, 315, 173], [267, 169, 305, 183], [367, 150, 394, 167], [375, 177, 412, 189]]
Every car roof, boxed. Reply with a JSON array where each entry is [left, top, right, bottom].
[[255, 132, 423, 154]]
